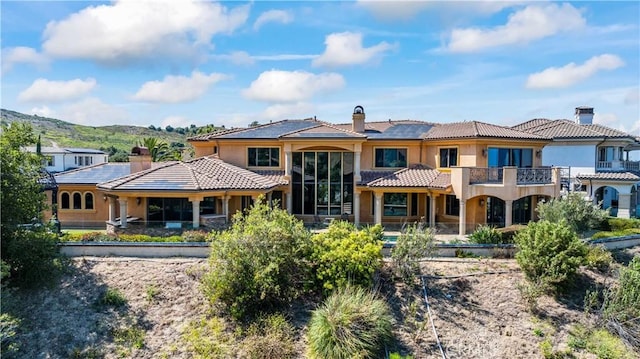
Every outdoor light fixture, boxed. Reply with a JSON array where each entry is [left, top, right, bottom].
[[536, 150, 542, 158], [137, 197, 141, 205], [482, 149, 487, 157], [479, 199, 485, 207]]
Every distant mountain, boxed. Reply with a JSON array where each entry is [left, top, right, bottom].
[[0, 109, 222, 156]]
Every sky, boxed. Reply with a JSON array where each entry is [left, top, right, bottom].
[[1, 1, 639, 133]]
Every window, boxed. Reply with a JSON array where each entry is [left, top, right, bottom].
[[77, 156, 83, 166], [384, 193, 407, 216], [248, 147, 279, 167], [598, 146, 624, 162], [73, 193, 82, 209], [439, 148, 458, 168], [46, 156, 55, 167], [487, 148, 533, 168], [375, 148, 407, 168], [61, 192, 70, 209], [445, 195, 460, 216], [85, 193, 94, 210]]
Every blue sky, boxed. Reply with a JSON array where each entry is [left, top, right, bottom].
[[1, 1, 638, 133]]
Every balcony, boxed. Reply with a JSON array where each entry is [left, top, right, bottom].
[[597, 160, 640, 172], [469, 167, 553, 185]]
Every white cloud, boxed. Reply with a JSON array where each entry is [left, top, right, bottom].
[[57, 98, 130, 126], [132, 71, 228, 103], [625, 88, 640, 105], [312, 32, 395, 68], [161, 116, 191, 129], [593, 112, 618, 126], [211, 51, 256, 65], [357, 0, 525, 21], [262, 102, 315, 120], [526, 54, 624, 89], [1, 47, 49, 73], [30, 106, 54, 118], [18, 78, 97, 102], [253, 9, 292, 30], [446, 3, 585, 53], [42, 1, 250, 64], [243, 70, 345, 103]]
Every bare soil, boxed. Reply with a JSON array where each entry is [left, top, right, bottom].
[[3, 247, 639, 359]]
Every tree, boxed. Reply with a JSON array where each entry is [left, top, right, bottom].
[[1, 122, 61, 286], [537, 192, 608, 235], [138, 137, 177, 162], [249, 120, 260, 127]]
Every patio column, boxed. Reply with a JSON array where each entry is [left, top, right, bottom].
[[286, 191, 292, 213], [108, 197, 117, 223], [285, 150, 292, 177], [374, 192, 383, 225], [119, 198, 128, 228], [191, 199, 200, 228], [618, 193, 631, 218], [354, 190, 361, 226], [223, 196, 230, 223], [458, 199, 466, 236], [505, 199, 513, 227], [354, 149, 362, 182], [429, 195, 437, 228]]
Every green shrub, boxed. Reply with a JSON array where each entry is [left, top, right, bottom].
[[591, 228, 640, 240], [239, 314, 296, 359], [607, 218, 640, 231], [604, 256, 640, 322], [99, 288, 127, 307], [0, 313, 21, 355], [182, 230, 209, 242], [389, 353, 414, 359], [585, 245, 613, 272], [183, 317, 231, 358], [307, 286, 393, 359], [515, 220, 588, 290], [537, 193, 609, 235], [497, 225, 526, 244], [468, 225, 506, 244], [3, 227, 63, 287], [311, 221, 383, 293], [391, 222, 435, 283], [201, 197, 312, 320], [112, 323, 145, 350]]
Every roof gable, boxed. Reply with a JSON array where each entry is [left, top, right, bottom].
[[424, 121, 548, 140]]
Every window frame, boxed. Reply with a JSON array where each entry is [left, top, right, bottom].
[[445, 194, 460, 216], [383, 193, 408, 216], [374, 147, 408, 168], [439, 147, 458, 168], [247, 147, 280, 167]]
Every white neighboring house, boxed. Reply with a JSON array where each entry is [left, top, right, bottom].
[[27, 146, 109, 173], [514, 107, 640, 218]]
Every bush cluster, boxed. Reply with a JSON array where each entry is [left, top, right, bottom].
[[391, 222, 435, 283], [3, 226, 63, 287], [468, 225, 505, 244], [536, 193, 609, 235]]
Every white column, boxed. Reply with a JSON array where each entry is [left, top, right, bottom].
[[354, 191, 361, 226], [223, 196, 230, 223], [429, 195, 437, 228], [285, 151, 292, 177], [354, 150, 362, 182], [108, 197, 117, 223], [374, 192, 383, 225], [458, 199, 466, 236], [191, 200, 200, 228], [505, 200, 513, 227], [119, 198, 128, 228], [286, 191, 293, 213]]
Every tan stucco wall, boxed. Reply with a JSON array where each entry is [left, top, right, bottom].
[[44, 185, 113, 227]]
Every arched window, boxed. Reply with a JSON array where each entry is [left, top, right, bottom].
[[85, 192, 94, 210], [73, 192, 82, 209], [61, 192, 70, 209]]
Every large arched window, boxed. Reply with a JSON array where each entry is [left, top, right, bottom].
[[85, 192, 94, 210], [73, 192, 82, 209], [61, 192, 70, 209]]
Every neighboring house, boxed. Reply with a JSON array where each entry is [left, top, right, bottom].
[[513, 107, 640, 218], [27, 146, 108, 173], [96, 106, 560, 235]]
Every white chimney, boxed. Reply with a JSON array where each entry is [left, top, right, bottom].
[[575, 106, 594, 125], [352, 105, 365, 133]]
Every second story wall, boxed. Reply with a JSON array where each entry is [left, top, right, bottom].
[[542, 144, 596, 174], [360, 140, 422, 171]]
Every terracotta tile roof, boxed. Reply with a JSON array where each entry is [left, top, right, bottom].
[[359, 170, 396, 185], [366, 165, 451, 189], [575, 172, 640, 181], [252, 169, 288, 186], [513, 119, 634, 139], [98, 157, 280, 191], [423, 121, 548, 140]]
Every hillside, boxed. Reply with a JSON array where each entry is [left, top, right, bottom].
[[0, 109, 222, 154]]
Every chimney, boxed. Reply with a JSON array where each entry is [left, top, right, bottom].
[[575, 106, 594, 125], [352, 105, 365, 133], [129, 146, 152, 173]]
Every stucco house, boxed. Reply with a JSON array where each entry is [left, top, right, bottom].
[[513, 107, 640, 218], [90, 106, 560, 236], [27, 146, 108, 173]]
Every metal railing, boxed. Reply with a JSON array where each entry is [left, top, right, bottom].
[[516, 168, 552, 184], [469, 168, 503, 184]]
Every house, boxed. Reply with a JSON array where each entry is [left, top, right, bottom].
[[95, 106, 560, 235], [513, 107, 640, 218], [27, 146, 108, 173]]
